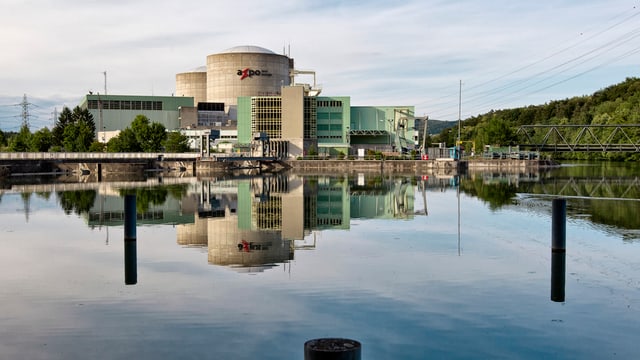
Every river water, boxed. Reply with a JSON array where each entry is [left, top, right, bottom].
[[1, 163, 639, 359]]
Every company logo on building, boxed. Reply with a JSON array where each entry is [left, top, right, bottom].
[[237, 68, 272, 80]]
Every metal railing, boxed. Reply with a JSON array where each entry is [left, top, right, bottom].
[[0, 152, 200, 160]]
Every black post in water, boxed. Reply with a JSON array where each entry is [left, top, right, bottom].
[[551, 198, 566, 302], [304, 338, 361, 360], [551, 252, 566, 302], [551, 198, 566, 252], [124, 194, 137, 285]]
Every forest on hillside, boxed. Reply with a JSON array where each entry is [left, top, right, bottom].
[[431, 77, 640, 161]]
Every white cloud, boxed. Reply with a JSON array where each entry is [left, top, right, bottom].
[[1, 0, 638, 129]]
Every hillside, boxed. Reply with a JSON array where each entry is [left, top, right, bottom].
[[432, 77, 640, 160], [427, 119, 457, 135]]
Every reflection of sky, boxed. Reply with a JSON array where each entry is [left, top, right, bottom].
[[1, 188, 639, 359]]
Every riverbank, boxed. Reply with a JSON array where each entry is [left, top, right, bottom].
[[1, 156, 559, 179]]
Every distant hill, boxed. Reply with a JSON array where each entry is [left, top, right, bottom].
[[427, 119, 457, 135], [431, 77, 640, 160]]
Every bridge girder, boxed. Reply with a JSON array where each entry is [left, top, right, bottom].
[[516, 124, 640, 152]]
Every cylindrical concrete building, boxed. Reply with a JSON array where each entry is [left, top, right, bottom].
[[175, 66, 207, 106], [206, 45, 292, 114]]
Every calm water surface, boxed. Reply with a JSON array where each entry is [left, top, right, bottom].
[[1, 164, 639, 359]]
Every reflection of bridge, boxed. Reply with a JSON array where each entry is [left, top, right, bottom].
[[0, 177, 197, 195], [520, 176, 640, 200], [517, 125, 640, 152]]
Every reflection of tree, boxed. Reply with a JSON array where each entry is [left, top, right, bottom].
[[58, 190, 97, 216], [36, 192, 52, 201], [166, 184, 188, 200], [118, 184, 188, 213], [349, 175, 387, 194], [462, 165, 640, 235], [575, 198, 640, 234], [461, 178, 518, 210]]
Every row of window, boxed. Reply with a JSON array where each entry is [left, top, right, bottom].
[[87, 100, 163, 111], [317, 100, 343, 108]]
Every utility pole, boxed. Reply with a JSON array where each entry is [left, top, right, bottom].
[[103, 71, 107, 95], [421, 115, 428, 154], [20, 94, 31, 129], [458, 80, 462, 145], [52, 107, 58, 127], [457, 80, 462, 159]]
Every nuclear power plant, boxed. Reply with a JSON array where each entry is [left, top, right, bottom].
[[176, 45, 294, 119], [79, 44, 417, 157]]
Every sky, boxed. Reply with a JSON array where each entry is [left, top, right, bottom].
[[0, 0, 639, 131]]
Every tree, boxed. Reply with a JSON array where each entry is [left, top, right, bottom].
[[30, 127, 53, 152], [145, 122, 167, 152], [485, 117, 515, 146], [0, 129, 6, 148], [52, 107, 73, 147], [72, 106, 96, 134], [52, 106, 96, 150], [164, 131, 190, 152], [9, 124, 31, 152], [88, 141, 105, 152], [107, 128, 141, 152], [62, 122, 94, 152], [130, 115, 166, 152]]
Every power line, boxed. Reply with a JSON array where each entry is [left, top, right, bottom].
[[422, 5, 640, 119]]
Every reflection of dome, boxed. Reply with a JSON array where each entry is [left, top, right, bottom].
[[218, 45, 277, 55]]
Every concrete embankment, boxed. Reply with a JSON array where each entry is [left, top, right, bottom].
[[0, 155, 558, 179]]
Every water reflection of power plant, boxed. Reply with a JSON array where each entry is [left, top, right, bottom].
[[85, 174, 417, 273]]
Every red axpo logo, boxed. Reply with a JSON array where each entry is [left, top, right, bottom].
[[237, 68, 271, 80]]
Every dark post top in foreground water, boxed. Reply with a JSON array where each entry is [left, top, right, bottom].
[[124, 194, 137, 285], [551, 198, 566, 252], [304, 338, 361, 360]]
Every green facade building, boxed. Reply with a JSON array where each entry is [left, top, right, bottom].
[[237, 86, 415, 157], [78, 94, 194, 133]]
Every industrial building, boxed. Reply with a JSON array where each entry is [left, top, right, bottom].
[[78, 94, 194, 143], [79, 45, 415, 156]]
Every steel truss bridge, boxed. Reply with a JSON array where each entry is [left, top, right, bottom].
[[516, 124, 640, 152]]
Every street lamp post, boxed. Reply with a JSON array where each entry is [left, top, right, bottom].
[[388, 118, 394, 151]]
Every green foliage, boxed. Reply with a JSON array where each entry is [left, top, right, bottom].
[[30, 127, 53, 152], [163, 131, 190, 152], [107, 128, 141, 152], [57, 190, 97, 215], [51, 106, 96, 151], [62, 121, 94, 152], [88, 141, 105, 152], [9, 124, 32, 152], [108, 115, 166, 153], [427, 120, 458, 135], [0, 129, 6, 147], [52, 107, 73, 147], [307, 143, 318, 156], [448, 77, 640, 159]]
